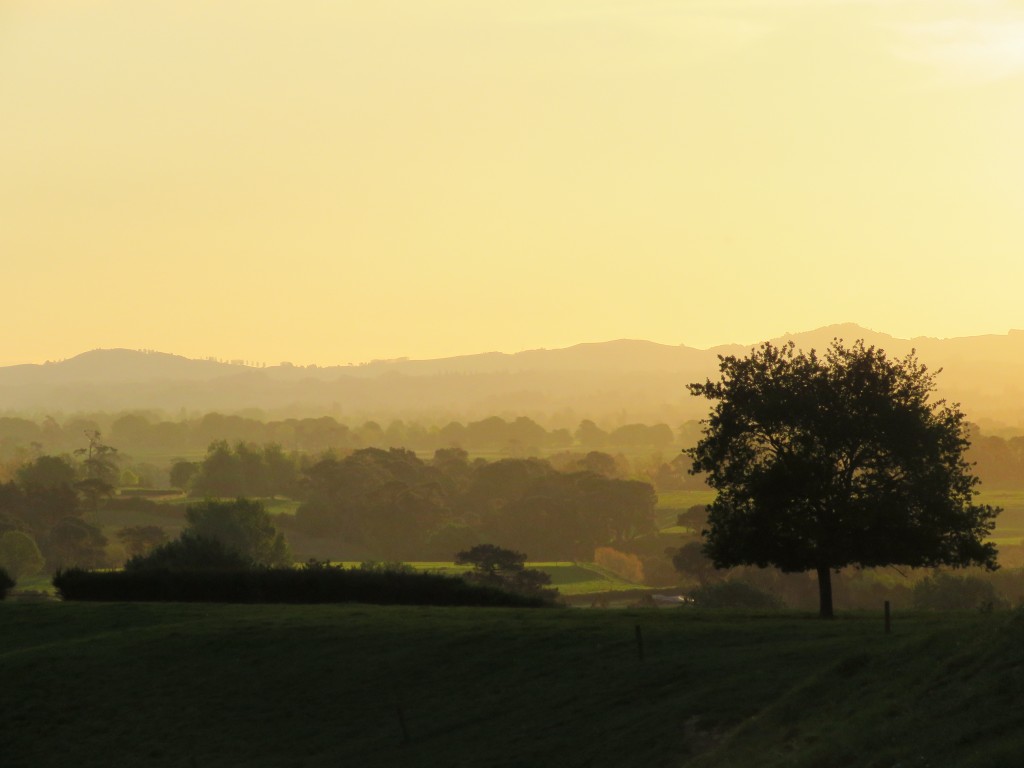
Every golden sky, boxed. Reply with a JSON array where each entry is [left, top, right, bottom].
[[2, 0, 1023, 366]]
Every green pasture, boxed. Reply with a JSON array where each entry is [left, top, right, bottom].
[[654, 489, 715, 530], [655, 489, 716, 510], [2, 602, 1023, 767]]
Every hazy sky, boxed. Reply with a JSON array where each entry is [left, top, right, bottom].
[[3, 0, 1023, 366]]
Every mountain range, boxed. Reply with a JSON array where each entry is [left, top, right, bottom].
[[4, 324, 1024, 429]]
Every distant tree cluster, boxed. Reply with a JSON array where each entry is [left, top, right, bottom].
[[172, 441, 298, 497], [127, 498, 291, 571], [0, 434, 122, 575], [0, 412, 692, 466], [285, 447, 657, 562], [965, 429, 1024, 488]]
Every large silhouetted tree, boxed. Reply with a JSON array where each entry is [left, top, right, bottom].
[[687, 339, 999, 618]]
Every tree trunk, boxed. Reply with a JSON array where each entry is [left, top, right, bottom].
[[816, 566, 834, 619]]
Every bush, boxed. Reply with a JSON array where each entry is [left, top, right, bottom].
[[912, 571, 1008, 611], [0, 566, 14, 599], [125, 533, 252, 572], [52, 566, 555, 607], [688, 580, 784, 609]]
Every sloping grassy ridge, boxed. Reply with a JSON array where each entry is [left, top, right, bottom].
[[2, 603, 1022, 767]]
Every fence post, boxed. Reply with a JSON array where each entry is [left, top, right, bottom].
[[396, 699, 411, 744]]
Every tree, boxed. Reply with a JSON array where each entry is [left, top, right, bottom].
[[687, 339, 999, 618], [73, 431, 119, 512], [455, 543, 555, 598], [74, 430, 119, 484], [16, 455, 76, 490], [0, 530, 45, 580], [116, 525, 168, 558], [44, 517, 109, 570], [671, 540, 720, 587], [124, 532, 252, 572], [169, 460, 199, 491], [184, 498, 291, 567], [575, 419, 608, 449], [191, 441, 244, 497]]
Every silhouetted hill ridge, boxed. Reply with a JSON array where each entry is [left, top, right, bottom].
[[4, 326, 1024, 426]]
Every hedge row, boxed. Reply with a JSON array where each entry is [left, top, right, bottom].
[[52, 567, 552, 607]]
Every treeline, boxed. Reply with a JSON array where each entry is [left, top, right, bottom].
[[0, 412, 695, 459], [292, 447, 656, 562], [1, 439, 661, 570], [4, 412, 1024, 488], [174, 443, 658, 562], [0, 452, 113, 576], [172, 439, 701, 498], [967, 428, 1024, 488]]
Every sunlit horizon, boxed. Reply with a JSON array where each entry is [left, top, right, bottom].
[[5, 320, 1024, 371]]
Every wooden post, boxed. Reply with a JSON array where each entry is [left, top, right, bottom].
[[884, 600, 891, 634], [396, 700, 411, 745], [635, 624, 645, 662]]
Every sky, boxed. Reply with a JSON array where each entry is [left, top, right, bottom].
[[2, 0, 1024, 366]]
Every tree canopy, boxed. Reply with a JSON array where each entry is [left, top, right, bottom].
[[184, 499, 292, 567], [687, 339, 999, 617], [455, 543, 555, 599]]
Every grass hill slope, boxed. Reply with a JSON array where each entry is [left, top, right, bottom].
[[2, 603, 1023, 767]]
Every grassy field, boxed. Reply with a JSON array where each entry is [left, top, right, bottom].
[[2, 602, 1023, 767], [654, 489, 716, 531]]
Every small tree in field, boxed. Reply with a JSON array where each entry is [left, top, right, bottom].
[[688, 339, 999, 618], [455, 544, 555, 598]]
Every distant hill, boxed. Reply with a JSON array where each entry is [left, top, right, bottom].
[[4, 325, 1024, 428]]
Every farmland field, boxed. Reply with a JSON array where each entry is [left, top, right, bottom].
[[3, 602, 1023, 767], [654, 489, 715, 531]]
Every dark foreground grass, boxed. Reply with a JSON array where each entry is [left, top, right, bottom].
[[2, 603, 1023, 768]]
